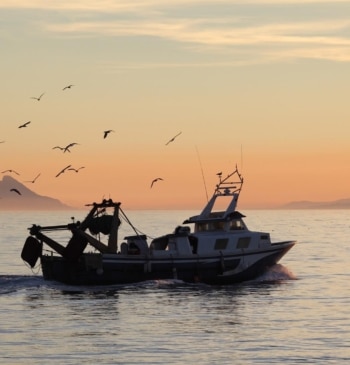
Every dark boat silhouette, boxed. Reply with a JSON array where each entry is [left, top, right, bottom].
[[21, 168, 296, 285]]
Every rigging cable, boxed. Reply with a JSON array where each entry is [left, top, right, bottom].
[[119, 207, 154, 240], [195, 145, 209, 202]]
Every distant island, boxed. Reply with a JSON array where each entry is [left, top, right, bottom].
[[0, 175, 73, 210], [281, 198, 350, 209]]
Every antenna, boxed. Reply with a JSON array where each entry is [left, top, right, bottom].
[[195, 146, 209, 202]]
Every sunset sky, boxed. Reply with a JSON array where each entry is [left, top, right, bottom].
[[1, 1, 350, 209]]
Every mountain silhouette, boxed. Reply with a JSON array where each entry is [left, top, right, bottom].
[[281, 198, 350, 209], [0, 175, 72, 210]]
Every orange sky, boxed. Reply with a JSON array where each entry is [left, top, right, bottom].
[[2, 1, 350, 209]]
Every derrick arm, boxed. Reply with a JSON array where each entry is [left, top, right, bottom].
[[71, 228, 111, 254], [21, 199, 122, 268], [29, 224, 67, 257]]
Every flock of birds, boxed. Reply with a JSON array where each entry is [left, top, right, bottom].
[[2, 86, 183, 197]]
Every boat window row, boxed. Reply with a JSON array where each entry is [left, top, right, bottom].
[[196, 220, 245, 232]]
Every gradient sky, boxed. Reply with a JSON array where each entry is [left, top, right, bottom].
[[1, 0, 350, 209]]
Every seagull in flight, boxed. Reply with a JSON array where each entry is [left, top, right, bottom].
[[55, 165, 72, 178], [52, 146, 65, 151], [52, 143, 79, 153], [0, 140, 5, 143], [165, 132, 182, 146], [103, 130, 115, 139], [18, 121, 31, 128], [25, 173, 41, 183], [64, 142, 79, 153], [2, 169, 20, 175], [63, 84, 74, 91], [68, 166, 85, 173], [150, 177, 163, 188], [31, 93, 45, 101], [10, 188, 21, 195]]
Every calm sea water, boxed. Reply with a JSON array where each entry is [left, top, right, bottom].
[[0, 209, 349, 364]]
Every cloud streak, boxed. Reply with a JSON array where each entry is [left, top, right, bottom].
[[2, 0, 350, 64], [46, 19, 350, 45], [44, 17, 350, 62]]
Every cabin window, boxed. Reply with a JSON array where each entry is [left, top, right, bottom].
[[230, 220, 244, 230], [197, 222, 225, 232], [197, 223, 208, 232], [212, 222, 225, 231], [236, 237, 250, 249], [215, 238, 228, 250]]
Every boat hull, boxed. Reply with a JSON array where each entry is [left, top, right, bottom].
[[40, 241, 295, 285]]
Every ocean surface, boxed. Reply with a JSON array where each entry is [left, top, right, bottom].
[[0, 209, 349, 364]]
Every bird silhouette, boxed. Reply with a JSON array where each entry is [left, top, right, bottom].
[[2, 169, 20, 175], [63, 84, 74, 91], [165, 132, 182, 145], [31, 93, 45, 101], [10, 188, 21, 195], [18, 121, 31, 128], [64, 142, 79, 153], [103, 130, 115, 139], [68, 166, 85, 173], [52, 146, 65, 151], [55, 165, 72, 178], [0, 140, 5, 143], [25, 173, 41, 183], [150, 177, 163, 188]]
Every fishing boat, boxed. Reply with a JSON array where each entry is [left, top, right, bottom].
[[21, 168, 296, 285]]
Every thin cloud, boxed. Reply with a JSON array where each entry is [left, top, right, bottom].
[[45, 18, 350, 46], [272, 46, 350, 62], [42, 17, 350, 63], [2, 0, 350, 64]]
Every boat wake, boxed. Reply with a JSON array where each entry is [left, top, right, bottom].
[[149, 264, 297, 288], [254, 264, 297, 283], [0, 275, 45, 295]]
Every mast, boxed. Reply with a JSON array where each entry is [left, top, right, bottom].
[[107, 203, 120, 252], [198, 167, 243, 219]]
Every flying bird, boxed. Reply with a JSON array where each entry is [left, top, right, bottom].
[[52, 143, 79, 153], [0, 140, 5, 143], [2, 169, 20, 175], [64, 142, 79, 153], [63, 84, 74, 91], [165, 131, 182, 146], [25, 173, 41, 183], [150, 177, 163, 188], [68, 166, 85, 173], [18, 121, 31, 128], [52, 146, 65, 151], [55, 165, 72, 178], [10, 188, 21, 195], [31, 93, 45, 101], [103, 130, 115, 139]]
